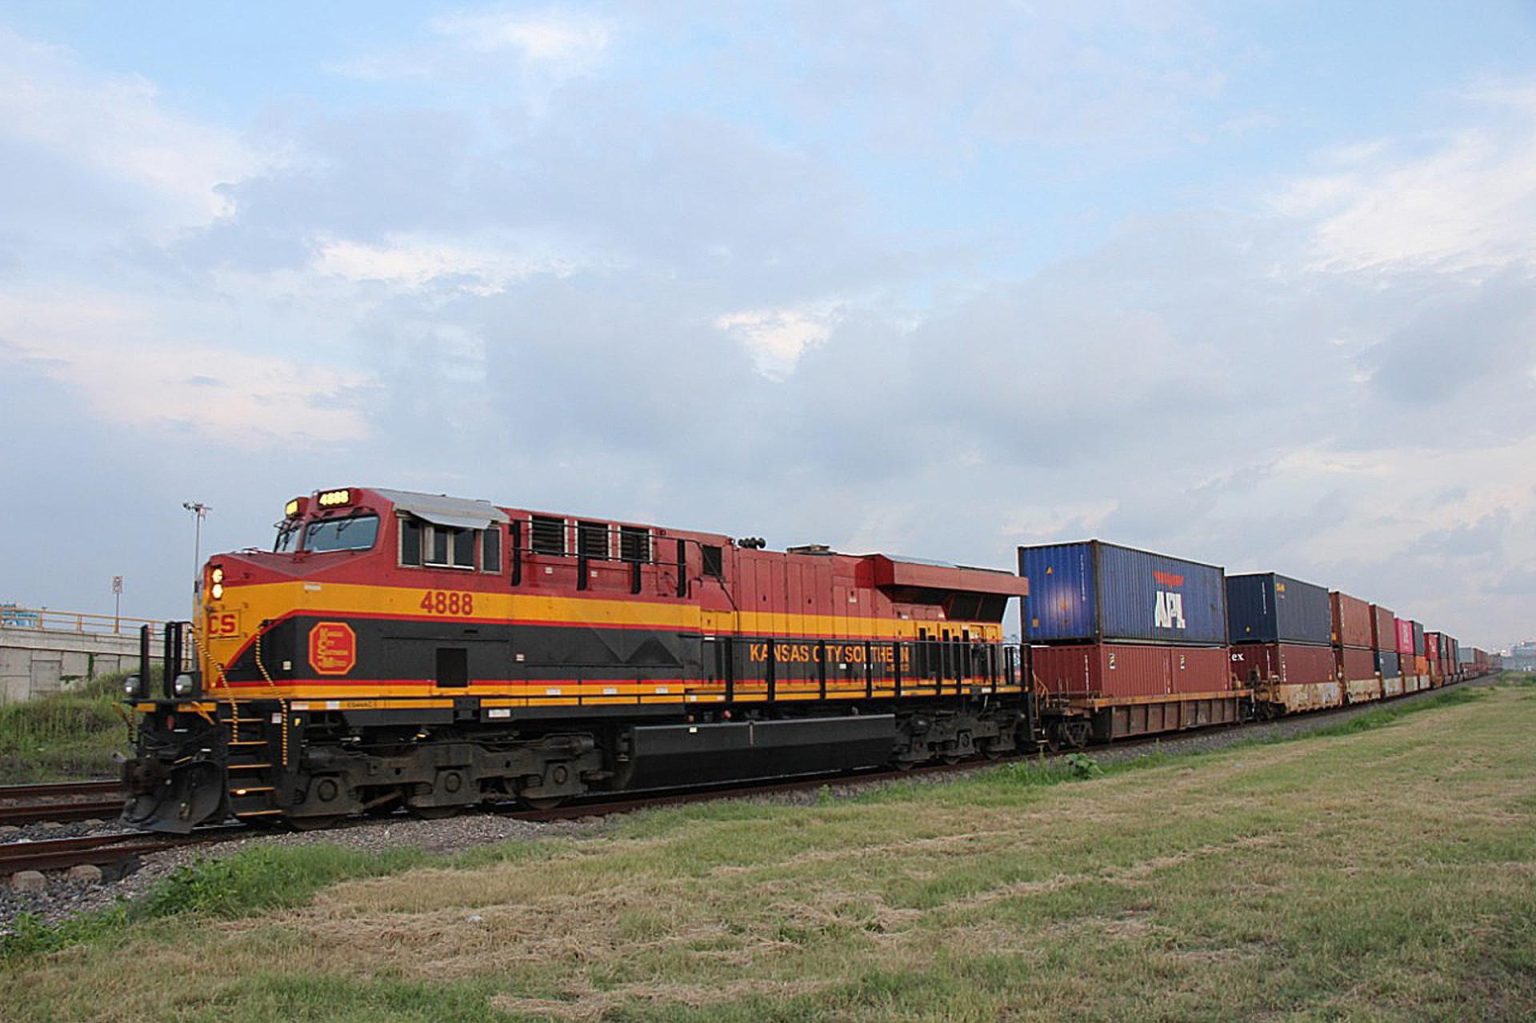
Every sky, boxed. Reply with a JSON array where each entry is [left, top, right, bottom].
[[1, 1, 1534, 651]]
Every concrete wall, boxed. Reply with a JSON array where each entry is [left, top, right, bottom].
[[0, 627, 162, 702]]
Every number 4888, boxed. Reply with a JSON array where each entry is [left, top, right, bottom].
[[419, 590, 474, 615]]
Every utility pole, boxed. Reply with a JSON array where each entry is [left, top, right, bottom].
[[183, 502, 211, 594], [112, 576, 123, 633]]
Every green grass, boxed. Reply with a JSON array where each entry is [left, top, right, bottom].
[[3, 685, 1533, 1021], [2, 843, 431, 959], [0, 670, 145, 782]]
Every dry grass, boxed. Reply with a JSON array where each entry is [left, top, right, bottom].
[[3, 684, 1534, 1021]]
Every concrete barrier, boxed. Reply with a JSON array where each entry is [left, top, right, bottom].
[[0, 623, 164, 702]]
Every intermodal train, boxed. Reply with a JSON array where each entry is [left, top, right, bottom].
[[120, 486, 1486, 832]]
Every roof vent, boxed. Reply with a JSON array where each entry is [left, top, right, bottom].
[[786, 544, 834, 556]]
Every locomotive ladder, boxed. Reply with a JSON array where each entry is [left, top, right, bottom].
[[222, 708, 283, 821]]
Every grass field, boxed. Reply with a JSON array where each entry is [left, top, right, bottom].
[[3, 680, 1534, 1021], [0, 671, 138, 782]]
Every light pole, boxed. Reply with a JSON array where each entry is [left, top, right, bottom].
[[112, 576, 123, 633], [183, 502, 211, 594]]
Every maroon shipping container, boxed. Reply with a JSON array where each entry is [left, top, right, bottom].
[[1370, 604, 1395, 651], [1425, 633, 1441, 661], [1030, 644, 1231, 699], [1336, 646, 1376, 680], [1330, 592, 1372, 648], [1394, 618, 1414, 656], [1230, 643, 1336, 685]]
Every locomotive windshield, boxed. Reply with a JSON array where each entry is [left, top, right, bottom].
[[303, 514, 380, 553]]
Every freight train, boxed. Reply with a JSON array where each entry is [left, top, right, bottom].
[[120, 486, 1487, 832]]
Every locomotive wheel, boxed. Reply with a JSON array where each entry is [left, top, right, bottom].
[[521, 796, 566, 811]]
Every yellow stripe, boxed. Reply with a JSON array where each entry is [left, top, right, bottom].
[[203, 580, 1004, 645]]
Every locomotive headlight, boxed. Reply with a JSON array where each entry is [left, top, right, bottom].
[[173, 673, 195, 697], [211, 583, 224, 600], [123, 675, 141, 698], [211, 566, 224, 584]]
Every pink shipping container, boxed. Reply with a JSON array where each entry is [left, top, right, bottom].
[[1369, 604, 1395, 652], [1030, 643, 1232, 699], [1336, 646, 1376, 680], [1230, 643, 1337, 685], [1330, 592, 1372, 648], [1394, 618, 1414, 657]]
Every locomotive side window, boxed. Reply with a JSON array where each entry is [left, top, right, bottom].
[[400, 518, 423, 566], [531, 516, 565, 555], [578, 521, 609, 560], [482, 527, 502, 574], [452, 528, 475, 567], [424, 525, 475, 569], [620, 525, 651, 563], [702, 544, 724, 579], [304, 514, 380, 553]]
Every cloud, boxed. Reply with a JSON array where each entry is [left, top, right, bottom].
[[0, 27, 260, 233], [0, 293, 375, 448], [312, 233, 586, 295], [429, 8, 612, 65], [714, 304, 840, 380], [1277, 82, 1536, 274], [330, 6, 613, 104]]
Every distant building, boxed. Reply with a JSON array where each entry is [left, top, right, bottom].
[[1510, 641, 1536, 672]]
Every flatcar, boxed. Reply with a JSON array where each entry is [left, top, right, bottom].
[[122, 487, 1032, 832]]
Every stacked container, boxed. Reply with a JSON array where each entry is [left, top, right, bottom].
[[1019, 541, 1229, 700], [1226, 573, 1334, 684], [1372, 604, 1403, 697], [1330, 591, 1378, 702], [1408, 620, 1428, 691], [1425, 631, 1443, 687]]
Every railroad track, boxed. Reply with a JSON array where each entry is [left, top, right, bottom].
[[0, 780, 124, 827], [0, 828, 246, 878]]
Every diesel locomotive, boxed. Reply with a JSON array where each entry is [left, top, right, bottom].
[[122, 487, 1033, 832]]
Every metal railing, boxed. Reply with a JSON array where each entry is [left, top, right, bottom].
[[0, 604, 165, 636]]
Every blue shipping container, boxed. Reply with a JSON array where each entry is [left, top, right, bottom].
[[1376, 650, 1400, 678], [1017, 540, 1227, 646], [1226, 572, 1331, 645]]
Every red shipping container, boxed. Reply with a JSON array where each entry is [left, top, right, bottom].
[[1425, 633, 1441, 661], [1230, 643, 1336, 685], [1336, 646, 1376, 680], [1369, 604, 1395, 651], [1394, 618, 1414, 656], [1330, 592, 1372, 648], [1030, 643, 1231, 699]]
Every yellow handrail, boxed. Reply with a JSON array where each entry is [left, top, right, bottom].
[[0, 605, 164, 636]]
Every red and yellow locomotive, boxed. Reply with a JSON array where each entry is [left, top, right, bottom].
[[123, 487, 1031, 831]]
